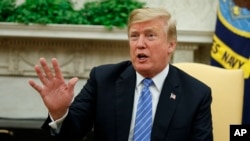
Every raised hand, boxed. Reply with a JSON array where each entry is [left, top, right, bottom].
[[28, 58, 78, 120]]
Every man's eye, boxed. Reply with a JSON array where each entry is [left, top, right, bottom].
[[147, 33, 156, 39], [130, 34, 138, 40], [130, 34, 137, 37]]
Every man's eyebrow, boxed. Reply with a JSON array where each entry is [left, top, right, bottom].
[[129, 31, 139, 36], [129, 29, 138, 33], [130, 28, 156, 33], [144, 29, 156, 33]]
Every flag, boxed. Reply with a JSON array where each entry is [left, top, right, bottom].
[[210, 0, 250, 124], [170, 93, 176, 100]]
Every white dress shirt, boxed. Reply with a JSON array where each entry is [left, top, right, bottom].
[[128, 65, 169, 141], [49, 64, 170, 141]]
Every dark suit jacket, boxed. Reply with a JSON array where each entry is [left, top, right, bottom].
[[42, 61, 213, 141]]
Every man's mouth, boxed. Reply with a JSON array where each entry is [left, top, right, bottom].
[[137, 53, 149, 60]]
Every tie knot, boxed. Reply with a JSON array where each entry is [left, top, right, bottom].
[[143, 78, 153, 88]]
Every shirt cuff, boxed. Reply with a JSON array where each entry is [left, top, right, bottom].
[[48, 110, 69, 135]]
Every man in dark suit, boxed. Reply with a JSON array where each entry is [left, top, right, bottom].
[[29, 7, 213, 141]]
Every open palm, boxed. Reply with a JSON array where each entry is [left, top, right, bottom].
[[28, 58, 78, 120]]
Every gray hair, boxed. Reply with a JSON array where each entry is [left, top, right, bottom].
[[128, 7, 177, 41]]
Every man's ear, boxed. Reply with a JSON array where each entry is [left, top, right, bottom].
[[168, 40, 177, 53]]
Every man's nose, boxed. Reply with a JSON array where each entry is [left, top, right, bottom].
[[136, 36, 146, 48]]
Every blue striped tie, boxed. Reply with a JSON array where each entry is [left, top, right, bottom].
[[133, 78, 153, 141]]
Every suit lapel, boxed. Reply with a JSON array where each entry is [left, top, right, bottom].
[[115, 65, 136, 141], [151, 65, 182, 141], [114, 64, 182, 141]]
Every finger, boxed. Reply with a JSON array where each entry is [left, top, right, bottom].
[[28, 79, 43, 94], [40, 58, 54, 80], [68, 77, 79, 95], [34, 64, 49, 85], [51, 58, 64, 80]]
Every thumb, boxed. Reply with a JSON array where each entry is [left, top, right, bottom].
[[68, 77, 79, 93]]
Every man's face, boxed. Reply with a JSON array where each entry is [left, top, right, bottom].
[[129, 18, 176, 78]]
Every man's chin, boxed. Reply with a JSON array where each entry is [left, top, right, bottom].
[[134, 64, 152, 74]]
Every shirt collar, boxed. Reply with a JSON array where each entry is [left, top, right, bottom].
[[136, 64, 169, 92]]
